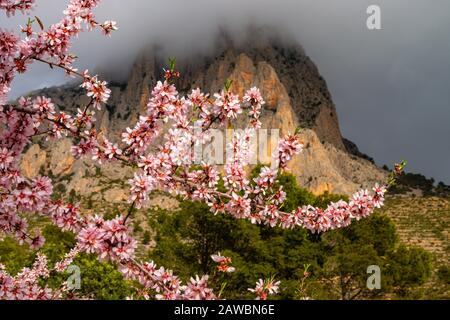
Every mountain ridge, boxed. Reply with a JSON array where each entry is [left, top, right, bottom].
[[20, 31, 387, 197]]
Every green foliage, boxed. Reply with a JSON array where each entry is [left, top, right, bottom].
[[318, 214, 398, 299], [314, 192, 349, 209], [275, 173, 316, 211], [71, 255, 133, 300], [146, 170, 432, 300], [52, 183, 67, 199], [385, 245, 432, 296], [68, 189, 81, 203], [133, 221, 143, 233], [143, 231, 151, 245], [389, 171, 450, 197], [319, 242, 380, 299], [333, 214, 398, 256], [437, 265, 450, 284], [0, 167, 435, 300], [0, 237, 34, 275], [0, 225, 132, 300], [86, 196, 93, 209]]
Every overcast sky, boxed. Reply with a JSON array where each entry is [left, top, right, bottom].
[[2, 0, 449, 183]]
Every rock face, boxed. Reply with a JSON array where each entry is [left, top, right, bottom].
[[21, 29, 386, 199], [20, 144, 46, 178], [293, 130, 385, 195]]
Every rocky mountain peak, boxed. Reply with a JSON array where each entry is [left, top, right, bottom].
[[21, 31, 387, 197], [126, 29, 345, 149]]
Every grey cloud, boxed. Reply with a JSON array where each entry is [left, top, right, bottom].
[[1, 0, 449, 183]]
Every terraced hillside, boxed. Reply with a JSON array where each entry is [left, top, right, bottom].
[[380, 196, 449, 263], [380, 196, 449, 298]]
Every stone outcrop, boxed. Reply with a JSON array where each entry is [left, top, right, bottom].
[[292, 129, 386, 195], [20, 144, 46, 178]]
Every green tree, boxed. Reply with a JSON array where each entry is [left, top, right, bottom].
[[0, 225, 133, 300], [385, 245, 432, 297], [146, 170, 432, 300]]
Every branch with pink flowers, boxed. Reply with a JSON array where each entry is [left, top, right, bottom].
[[0, 0, 407, 300]]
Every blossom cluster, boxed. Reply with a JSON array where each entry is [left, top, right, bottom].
[[81, 73, 111, 110], [0, 0, 34, 17], [243, 87, 265, 128], [0, 173, 53, 248], [0, 0, 116, 109], [0, 249, 88, 299], [214, 89, 242, 120], [119, 261, 216, 300], [0, 254, 52, 300], [248, 278, 281, 300], [211, 253, 235, 273], [76, 215, 137, 262]]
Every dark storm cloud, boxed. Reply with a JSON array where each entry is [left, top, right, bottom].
[[2, 0, 449, 183]]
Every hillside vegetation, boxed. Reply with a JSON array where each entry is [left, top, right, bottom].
[[1, 169, 448, 299]]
